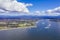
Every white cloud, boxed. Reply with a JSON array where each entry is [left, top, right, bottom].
[[35, 11, 41, 14], [33, 11, 42, 16], [43, 7, 60, 16], [30, 7, 60, 16], [0, 0, 32, 13], [33, 11, 47, 16], [45, 7, 60, 13], [26, 3, 33, 6]]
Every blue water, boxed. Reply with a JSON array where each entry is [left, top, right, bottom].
[[28, 19, 60, 40], [0, 19, 60, 40]]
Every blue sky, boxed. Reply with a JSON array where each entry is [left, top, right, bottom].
[[0, 0, 60, 16], [17, 0, 60, 12]]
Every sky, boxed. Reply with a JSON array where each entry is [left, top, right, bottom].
[[0, 0, 60, 16], [17, 0, 60, 12]]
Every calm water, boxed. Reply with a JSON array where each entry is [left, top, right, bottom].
[[28, 19, 60, 40], [0, 19, 60, 40]]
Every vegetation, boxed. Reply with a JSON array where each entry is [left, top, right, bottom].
[[0, 20, 36, 29]]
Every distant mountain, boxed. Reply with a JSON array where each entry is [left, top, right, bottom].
[[0, 15, 60, 19]]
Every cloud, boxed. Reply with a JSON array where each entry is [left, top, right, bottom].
[[0, 0, 32, 13], [26, 3, 33, 6], [43, 7, 60, 16], [35, 11, 41, 14], [45, 7, 60, 13], [32, 11, 47, 16], [31, 11, 42, 16], [31, 7, 60, 16]]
